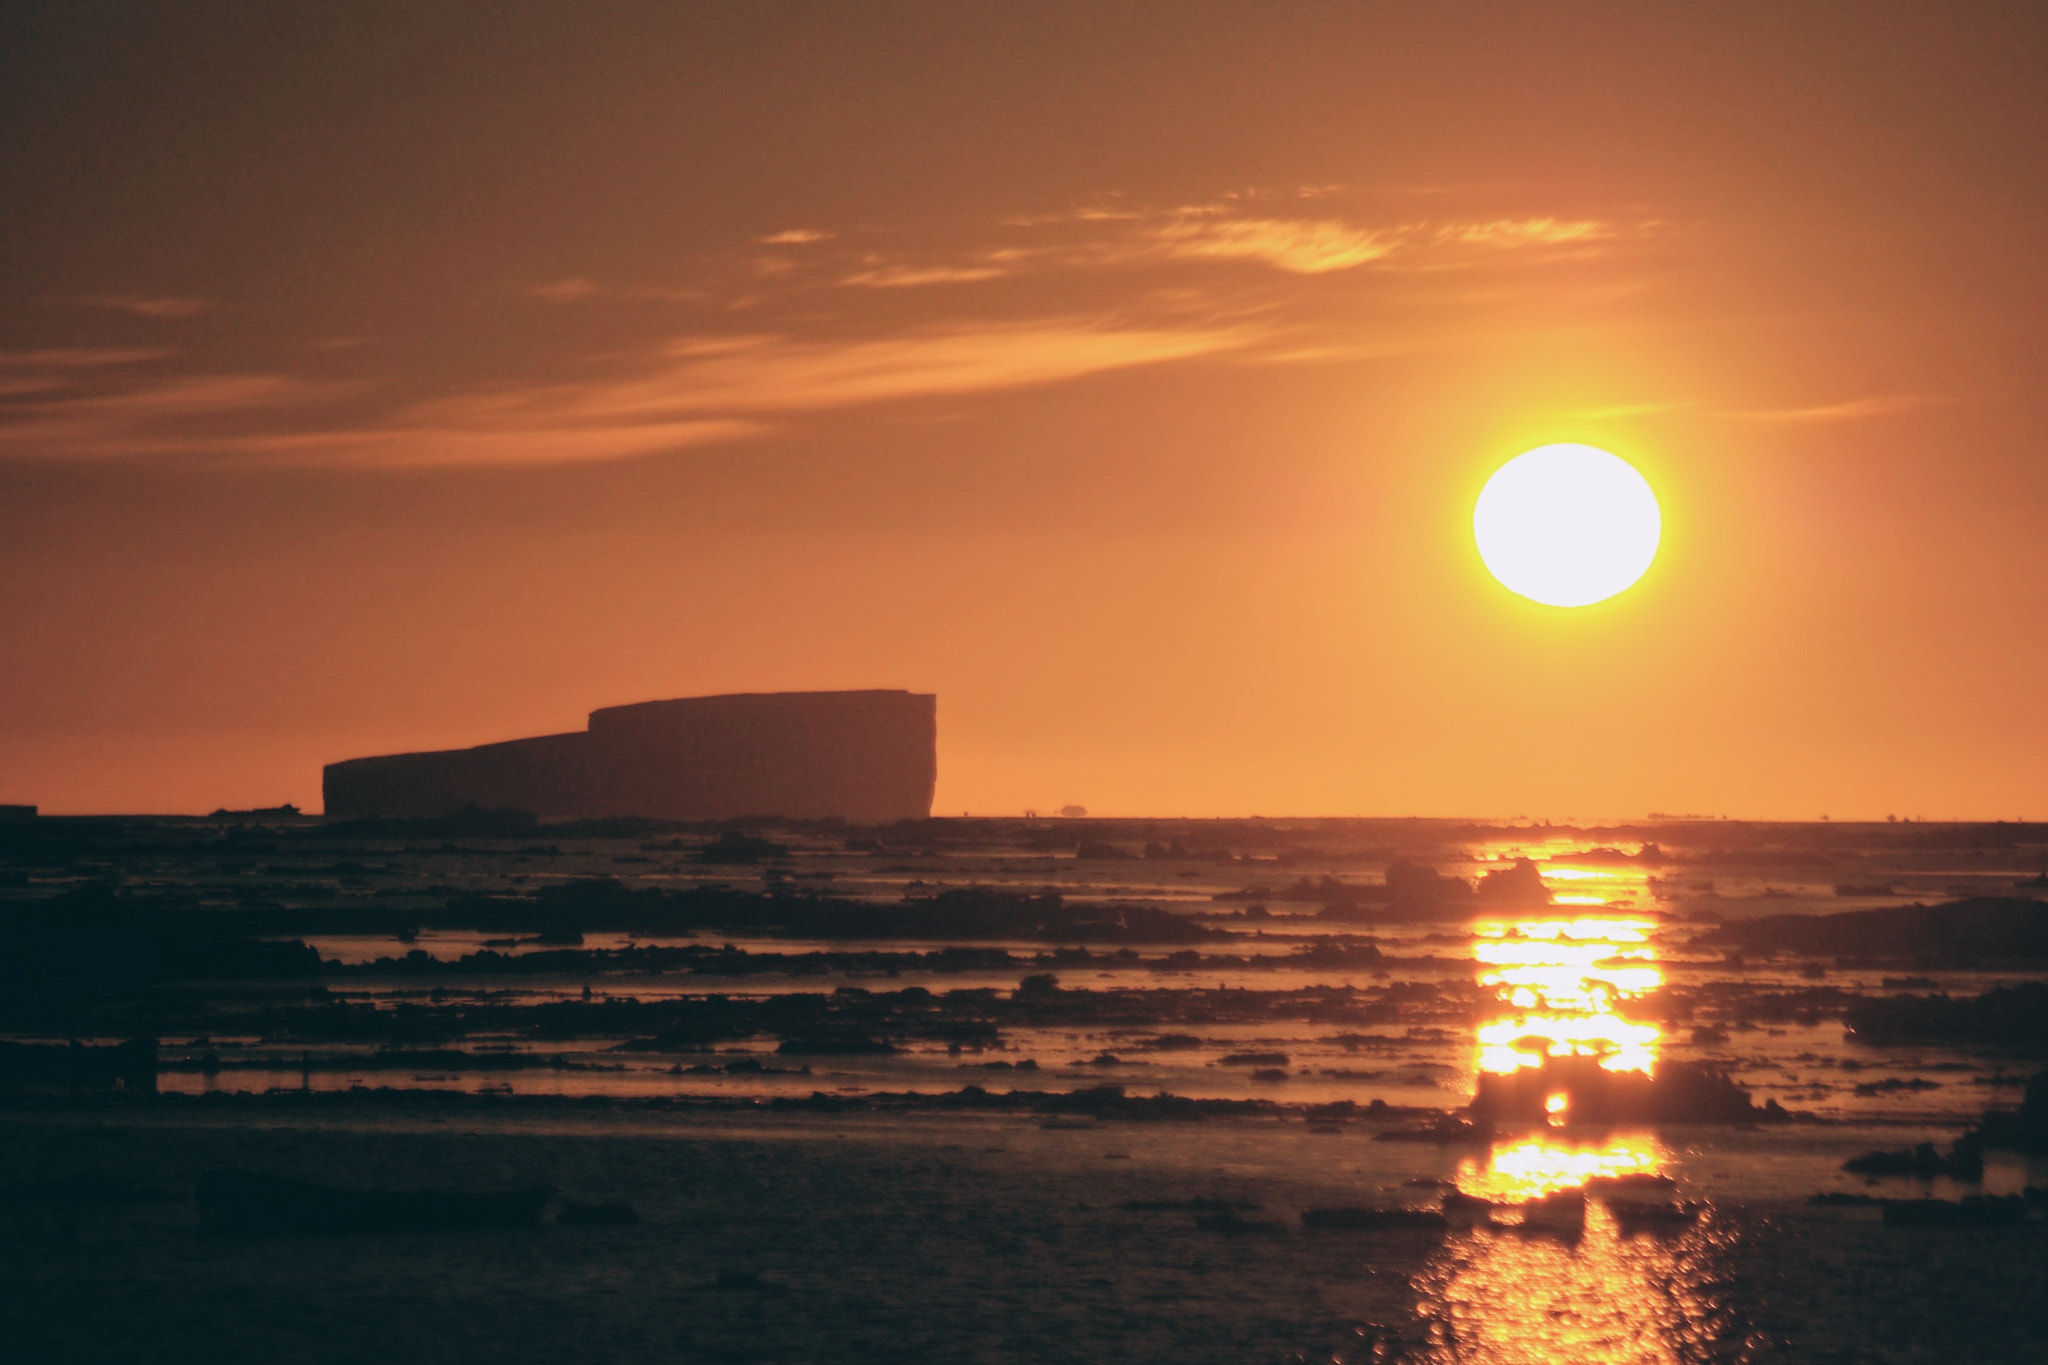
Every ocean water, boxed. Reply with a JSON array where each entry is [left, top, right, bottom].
[[4, 815, 2046, 1360], [2, 1108, 2045, 1363]]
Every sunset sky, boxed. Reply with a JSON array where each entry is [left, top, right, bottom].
[[4, 3, 2046, 819]]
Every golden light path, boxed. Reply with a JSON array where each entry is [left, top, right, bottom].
[[1456, 1136, 1669, 1204], [1406, 858, 1735, 1364], [1472, 917, 1662, 1077], [1411, 1193, 1734, 1365]]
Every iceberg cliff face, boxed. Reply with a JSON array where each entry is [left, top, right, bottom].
[[322, 690, 936, 823]]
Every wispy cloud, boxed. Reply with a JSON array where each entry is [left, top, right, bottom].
[[1143, 214, 1397, 274], [839, 264, 1009, 288], [1437, 218, 1613, 248], [1729, 394, 1949, 422], [409, 319, 1264, 429], [218, 418, 762, 468], [999, 206, 1142, 228], [0, 365, 754, 468], [9, 187, 1650, 471], [0, 372, 348, 457], [77, 373, 325, 416], [522, 191, 1641, 313], [807, 197, 1644, 299], [526, 277, 705, 305], [67, 294, 214, 320], [529, 277, 603, 303], [0, 347, 171, 368], [1558, 400, 1691, 420], [0, 318, 1262, 468]]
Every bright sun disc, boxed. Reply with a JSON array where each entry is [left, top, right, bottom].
[[1474, 444, 1661, 607]]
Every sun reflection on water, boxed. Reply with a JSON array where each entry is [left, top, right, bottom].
[[1411, 1199, 1739, 1365], [1457, 1135, 1667, 1202], [1403, 879, 1739, 1364], [1473, 914, 1663, 1077]]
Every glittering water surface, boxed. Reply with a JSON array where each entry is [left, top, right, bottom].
[[6, 817, 2048, 1359], [1473, 915, 1664, 1080], [1413, 1202, 1744, 1365], [1409, 912, 1741, 1365], [7, 821, 2026, 1123]]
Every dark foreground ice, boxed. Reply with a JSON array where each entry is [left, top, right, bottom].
[[2, 1105, 2045, 1364]]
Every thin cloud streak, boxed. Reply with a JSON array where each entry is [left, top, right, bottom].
[[1143, 215, 1397, 273], [0, 348, 172, 368], [516, 193, 1641, 323], [528, 278, 603, 303], [213, 419, 765, 469], [0, 318, 1263, 468], [530, 194, 1641, 306], [839, 264, 1010, 288], [1000, 195, 1633, 278], [1559, 401, 1692, 419], [1729, 394, 1950, 422], [1437, 218, 1613, 247], [13, 190, 1645, 470], [414, 319, 1266, 427], [527, 278, 706, 305], [0, 372, 357, 460], [67, 294, 214, 320]]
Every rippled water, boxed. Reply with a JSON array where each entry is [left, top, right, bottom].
[[6, 817, 2048, 1359]]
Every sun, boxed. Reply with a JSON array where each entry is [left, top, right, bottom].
[[1474, 444, 1661, 608]]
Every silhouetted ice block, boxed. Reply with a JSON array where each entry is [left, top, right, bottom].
[[1844, 1140, 1984, 1181], [323, 689, 937, 823], [1514, 1187, 1587, 1240], [1846, 981, 2048, 1046], [207, 803, 304, 819], [1471, 1054, 1786, 1125], [0, 1038, 158, 1096], [1701, 897, 2048, 966], [1606, 1199, 1704, 1236], [0, 885, 321, 1005], [1970, 1069, 2048, 1154], [1475, 857, 1552, 907]]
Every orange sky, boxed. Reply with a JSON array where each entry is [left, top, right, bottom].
[[3, 3, 2046, 818]]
